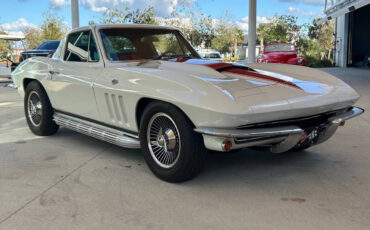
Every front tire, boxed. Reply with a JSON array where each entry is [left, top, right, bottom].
[[140, 102, 206, 182], [24, 81, 59, 136]]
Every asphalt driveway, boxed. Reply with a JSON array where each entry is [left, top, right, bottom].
[[0, 67, 369, 230]]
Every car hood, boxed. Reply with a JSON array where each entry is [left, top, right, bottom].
[[116, 59, 359, 122], [22, 49, 55, 54]]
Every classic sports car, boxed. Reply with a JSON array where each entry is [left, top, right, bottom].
[[257, 43, 306, 66], [12, 24, 363, 182]]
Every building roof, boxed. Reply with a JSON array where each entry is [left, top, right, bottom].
[[319, 0, 370, 24], [0, 34, 25, 41]]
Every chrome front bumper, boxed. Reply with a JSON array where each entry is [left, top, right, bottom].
[[195, 107, 364, 153]]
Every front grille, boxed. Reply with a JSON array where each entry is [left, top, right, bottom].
[[238, 108, 350, 130]]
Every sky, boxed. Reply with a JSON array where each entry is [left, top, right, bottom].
[[0, 0, 326, 36]]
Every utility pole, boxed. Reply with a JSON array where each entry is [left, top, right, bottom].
[[248, 0, 256, 63], [71, 0, 79, 29]]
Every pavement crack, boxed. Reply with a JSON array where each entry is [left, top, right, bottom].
[[0, 145, 112, 225]]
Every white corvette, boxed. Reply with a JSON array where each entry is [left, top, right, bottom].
[[12, 24, 364, 182]]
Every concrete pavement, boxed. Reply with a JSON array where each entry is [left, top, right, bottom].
[[0, 68, 369, 230]]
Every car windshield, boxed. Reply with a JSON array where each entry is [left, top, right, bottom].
[[264, 44, 295, 52], [203, 53, 221, 58], [99, 28, 200, 61], [37, 41, 60, 50]]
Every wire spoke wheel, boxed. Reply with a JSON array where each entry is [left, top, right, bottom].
[[27, 91, 43, 127], [147, 112, 181, 168]]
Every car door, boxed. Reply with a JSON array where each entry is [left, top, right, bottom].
[[92, 31, 137, 132], [48, 30, 103, 120]]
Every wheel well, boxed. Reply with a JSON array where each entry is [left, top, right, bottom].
[[22, 78, 53, 107], [23, 78, 36, 90], [135, 98, 195, 130], [136, 98, 154, 129]]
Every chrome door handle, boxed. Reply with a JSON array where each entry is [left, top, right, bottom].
[[49, 70, 59, 75]]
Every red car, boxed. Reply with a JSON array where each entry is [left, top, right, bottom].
[[257, 43, 306, 66]]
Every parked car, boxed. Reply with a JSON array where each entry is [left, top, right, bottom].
[[257, 43, 306, 66], [12, 24, 363, 182], [11, 40, 60, 72], [19, 40, 60, 62], [199, 51, 223, 62]]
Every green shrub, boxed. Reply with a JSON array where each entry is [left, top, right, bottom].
[[305, 56, 333, 68]]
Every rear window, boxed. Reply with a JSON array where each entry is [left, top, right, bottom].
[[265, 44, 295, 52], [37, 41, 60, 50]]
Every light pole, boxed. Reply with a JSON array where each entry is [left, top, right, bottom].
[[248, 0, 256, 63], [71, 0, 79, 29]]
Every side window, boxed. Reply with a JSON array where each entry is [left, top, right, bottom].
[[89, 33, 100, 62], [64, 31, 90, 62]]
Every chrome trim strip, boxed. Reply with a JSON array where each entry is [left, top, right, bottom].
[[329, 107, 364, 124], [54, 112, 141, 149], [194, 126, 303, 138], [54, 109, 139, 138]]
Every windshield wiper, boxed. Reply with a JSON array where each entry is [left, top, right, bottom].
[[137, 54, 195, 66]]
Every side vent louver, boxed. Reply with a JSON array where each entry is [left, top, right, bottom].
[[104, 93, 128, 124]]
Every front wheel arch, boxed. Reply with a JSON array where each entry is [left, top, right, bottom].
[[23, 78, 36, 92], [135, 98, 196, 130]]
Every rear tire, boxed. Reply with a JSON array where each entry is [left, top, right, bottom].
[[140, 102, 206, 182], [24, 81, 59, 136]]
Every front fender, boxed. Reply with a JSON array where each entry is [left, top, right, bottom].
[[287, 57, 306, 66], [11, 57, 54, 99]]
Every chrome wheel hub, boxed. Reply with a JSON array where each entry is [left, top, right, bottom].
[[27, 91, 42, 126], [147, 113, 181, 168]]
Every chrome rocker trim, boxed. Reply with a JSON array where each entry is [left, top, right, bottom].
[[195, 107, 364, 153], [53, 112, 141, 149]]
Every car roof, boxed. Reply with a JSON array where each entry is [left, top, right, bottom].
[[265, 42, 294, 46], [69, 24, 179, 33]]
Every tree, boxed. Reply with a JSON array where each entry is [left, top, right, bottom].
[[308, 18, 334, 60], [40, 14, 66, 41], [279, 15, 301, 43], [210, 13, 244, 55], [257, 23, 268, 50], [89, 6, 158, 25], [0, 30, 11, 54], [260, 16, 288, 44], [24, 14, 67, 49], [24, 28, 43, 49], [165, 6, 216, 48]]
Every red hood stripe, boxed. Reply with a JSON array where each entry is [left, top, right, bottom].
[[222, 68, 301, 90], [166, 58, 301, 90]]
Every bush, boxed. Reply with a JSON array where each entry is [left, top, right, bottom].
[[305, 56, 333, 68], [222, 57, 245, 62]]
